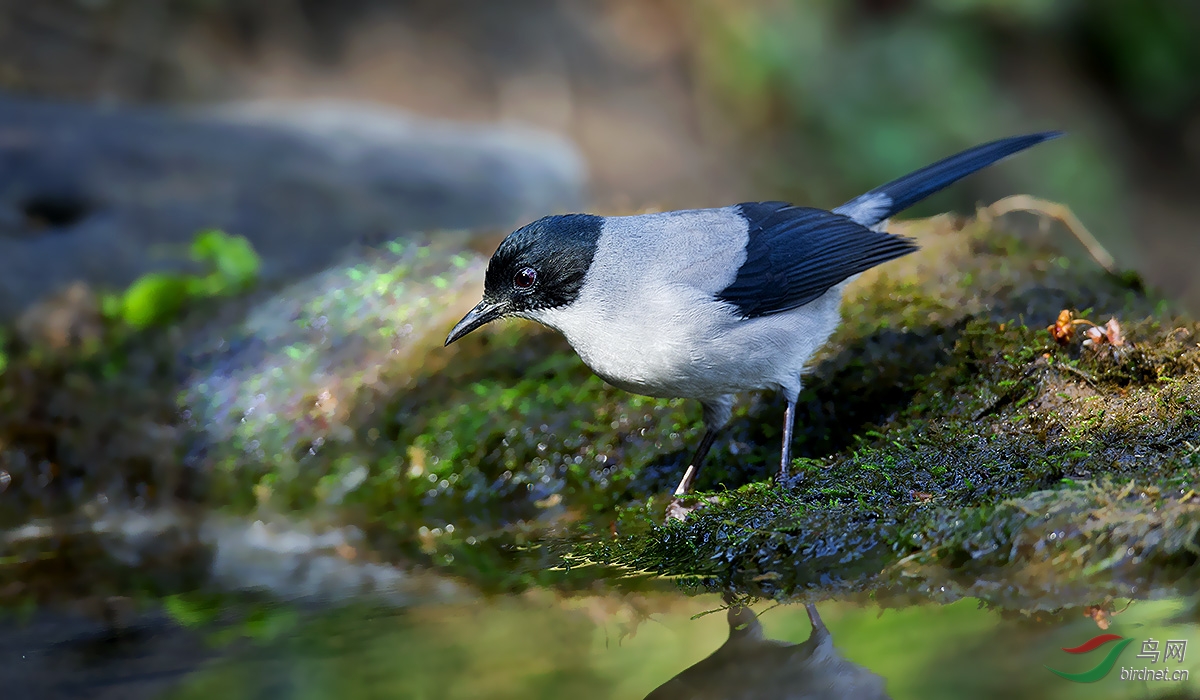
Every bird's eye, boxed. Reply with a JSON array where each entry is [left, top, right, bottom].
[[513, 266, 537, 290]]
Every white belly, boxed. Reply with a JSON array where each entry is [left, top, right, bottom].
[[527, 282, 847, 401]]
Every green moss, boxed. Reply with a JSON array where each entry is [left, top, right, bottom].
[[220, 216, 1199, 599], [565, 219, 1200, 606]]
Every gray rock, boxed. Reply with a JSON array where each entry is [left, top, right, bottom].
[[0, 95, 586, 320]]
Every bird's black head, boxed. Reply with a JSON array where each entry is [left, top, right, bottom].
[[445, 213, 602, 345]]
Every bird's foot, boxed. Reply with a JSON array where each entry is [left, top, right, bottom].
[[665, 494, 719, 522]]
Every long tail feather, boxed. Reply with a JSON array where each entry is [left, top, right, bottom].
[[833, 131, 1063, 226]]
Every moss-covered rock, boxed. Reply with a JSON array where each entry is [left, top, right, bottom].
[[567, 214, 1200, 608], [180, 234, 487, 509], [2, 208, 1197, 607]]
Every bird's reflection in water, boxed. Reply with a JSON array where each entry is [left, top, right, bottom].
[[645, 599, 892, 700]]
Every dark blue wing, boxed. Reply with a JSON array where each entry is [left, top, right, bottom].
[[716, 202, 918, 319]]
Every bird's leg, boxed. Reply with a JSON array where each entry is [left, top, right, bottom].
[[805, 603, 828, 635], [666, 397, 733, 522], [779, 397, 797, 478], [673, 427, 719, 496]]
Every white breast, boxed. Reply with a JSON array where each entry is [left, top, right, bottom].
[[524, 208, 848, 401]]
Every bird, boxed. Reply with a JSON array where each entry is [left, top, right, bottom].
[[445, 132, 1061, 509], [643, 597, 892, 700]]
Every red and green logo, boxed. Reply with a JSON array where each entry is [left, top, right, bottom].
[[1045, 634, 1133, 683]]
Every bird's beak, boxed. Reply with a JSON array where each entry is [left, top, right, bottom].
[[445, 299, 506, 346]]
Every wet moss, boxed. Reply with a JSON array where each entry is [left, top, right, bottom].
[[567, 216, 1200, 605]]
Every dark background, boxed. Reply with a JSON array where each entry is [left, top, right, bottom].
[[2, 0, 1197, 311]]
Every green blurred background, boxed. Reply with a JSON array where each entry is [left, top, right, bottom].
[[2, 0, 1197, 310]]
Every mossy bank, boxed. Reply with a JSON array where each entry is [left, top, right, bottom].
[[572, 213, 1200, 609], [1, 209, 1197, 609]]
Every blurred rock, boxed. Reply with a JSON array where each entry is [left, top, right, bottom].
[[0, 94, 586, 320], [2, 506, 473, 606], [209, 99, 585, 218], [181, 232, 487, 501]]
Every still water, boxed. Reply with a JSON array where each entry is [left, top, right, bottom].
[[4, 589, 1197, 699]]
